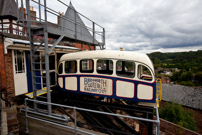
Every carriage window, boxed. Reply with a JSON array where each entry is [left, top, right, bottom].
[[65, 61, 77, 73], [138, 65, 152, 81], [58, 63, 63, 74], [116, 61, 135, 78], [97, 59, 113, 75], [80, 59, 93, 73]]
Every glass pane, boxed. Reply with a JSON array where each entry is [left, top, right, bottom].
[[42, 72, 56, 87], [80, 60, 93, 73], [17, 51, 23, 73], [41, 55, 55, 70], [97, 59, 113, 75], [49, 55, 55, 70], [138, 65, 152, 81], [116, 61, 135, 78], [65, 61, 77, 73], [15, 50, 25, 73], [58, 63, 63, 74], [116, 61, 122, 71]]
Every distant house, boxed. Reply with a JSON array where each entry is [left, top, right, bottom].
[[171, 68, 179, 72], [161, 77, 170, 84], [162, 68, 172, 76]]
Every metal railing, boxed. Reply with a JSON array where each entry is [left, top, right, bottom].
[[16, 0, 105, 47], [24, 98, 160, 135], [156, 79, 162, 107]]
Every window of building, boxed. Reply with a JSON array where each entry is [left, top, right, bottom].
[[138, 65, 153, 81], [97, 59, 113, 75], [116, 61, 135, 78], [65, 61, 77, 73], [80, 59, 93, 73], [14, 50, 25, 73], [58, 63, 63, 74]]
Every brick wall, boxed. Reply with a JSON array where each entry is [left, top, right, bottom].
[[73, 42, 95, 50], [0, 35, 15, 103], [4, 50, 15, 102], [0, 36, 7, 90], [159, 118, 200, 135]]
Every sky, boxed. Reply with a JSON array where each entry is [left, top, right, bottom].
[[30, 0, 202, 53]]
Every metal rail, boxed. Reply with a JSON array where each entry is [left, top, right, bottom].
[[16, 0, 105, 47], [24, 98, 160, 134], [14, 0, 105, 123]]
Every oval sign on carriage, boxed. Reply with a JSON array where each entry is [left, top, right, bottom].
[[80, 77, 113, 96]]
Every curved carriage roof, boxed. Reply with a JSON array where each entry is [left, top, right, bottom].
[[60, 50, 154, 70]]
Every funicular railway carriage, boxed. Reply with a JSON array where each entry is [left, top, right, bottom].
[[57, 50, 156, 103]]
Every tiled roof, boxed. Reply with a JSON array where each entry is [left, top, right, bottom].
[[0, 0, 18, 18], [61, 2, 98, 44]]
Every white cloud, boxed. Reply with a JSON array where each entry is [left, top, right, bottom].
[[29, 0, 202, 53]]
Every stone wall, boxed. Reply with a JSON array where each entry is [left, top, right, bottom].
[[162, 84, 202, 110], [158, 117, 200, 135]]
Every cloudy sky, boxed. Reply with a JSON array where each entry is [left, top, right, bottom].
[[31, 0, 202, 53]]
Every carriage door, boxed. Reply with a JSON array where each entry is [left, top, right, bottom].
[[12, 50, 28, 96]]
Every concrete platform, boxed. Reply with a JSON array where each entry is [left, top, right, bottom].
[[18, 112, 106, 135]]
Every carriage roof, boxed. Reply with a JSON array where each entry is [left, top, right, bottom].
[[60, 50, 154, 71]]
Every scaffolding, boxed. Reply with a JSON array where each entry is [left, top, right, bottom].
[[16, 0, 105, 115]]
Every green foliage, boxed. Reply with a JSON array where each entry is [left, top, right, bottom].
[[159, 102, 197, 131], [180, 72, 187, 81], [171, 71, 180, 81], [186, 81, 195, 86], [148, 50, 202, 70], [148, 50, 202, 86], [195, 71, 202, 83], [192, 67, 198, 73], [179, 81, 186, 85]]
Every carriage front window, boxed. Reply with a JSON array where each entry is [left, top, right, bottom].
[[116, 61, 135, 78], [138, 65, 152, 81], [65, 60, 77, 73], [97, 59, 113, 75], [80, 59, 93, 73]]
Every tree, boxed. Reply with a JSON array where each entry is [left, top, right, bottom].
[[171, 71, 180, 81], [186, 71, 193, 81], [159, 102, 197, 131], [192, 67, 198, 73], [186, 81, 195, 86], [180, 81, 186, 86], [180, 72, 187, 81], [195, 71, 202, 83]]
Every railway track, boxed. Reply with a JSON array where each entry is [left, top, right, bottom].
[[55, 92, 154, 135]]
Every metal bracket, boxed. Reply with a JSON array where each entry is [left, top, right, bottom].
[[34, 42, 44, 52], [47, 33, 66, 54]]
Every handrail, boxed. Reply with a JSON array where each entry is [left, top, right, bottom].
[[24, 98, 160, 134], [16, 0, 105, 46], [156, 79, 162, 107]]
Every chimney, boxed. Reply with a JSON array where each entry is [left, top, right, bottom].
[[58, 11, 62, 25], [19, 7, 26, 19], [30, 6, 36, 25], [119, 47, 125, 51]]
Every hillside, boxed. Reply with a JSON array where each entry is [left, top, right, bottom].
[[148, 50, 202, 86]]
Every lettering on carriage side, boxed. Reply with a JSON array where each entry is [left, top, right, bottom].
[[80, 77, 112, 95], [84, 78, 107, 94]]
